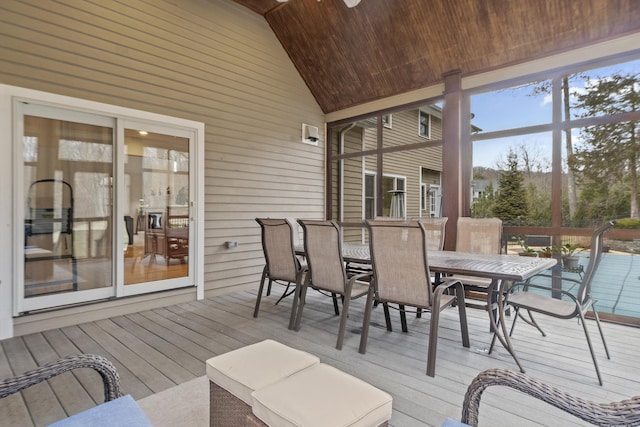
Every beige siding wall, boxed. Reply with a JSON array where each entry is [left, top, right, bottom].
[[0, 0, 325, 335], [360, 109, 443, 218]]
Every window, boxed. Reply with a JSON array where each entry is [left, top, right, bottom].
[[364, 173, 375, 219], [469, 55, 640, 323], [382, 114, 392, 128], [419, 110, 431, 138], [429, 186, 441, 217], [420, 183, 427, 211]]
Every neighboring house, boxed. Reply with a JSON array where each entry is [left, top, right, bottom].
[[472, 179, 495, 203], [337, 106, 444, 242]]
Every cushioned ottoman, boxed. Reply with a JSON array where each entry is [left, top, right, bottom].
[[249, 363, 393, 427], [206, 340, 320, 427]]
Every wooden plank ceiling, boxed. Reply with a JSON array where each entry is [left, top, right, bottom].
[[231, 0, 640, 114]]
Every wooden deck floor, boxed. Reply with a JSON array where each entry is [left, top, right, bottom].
[[2, 287, 640, 426]]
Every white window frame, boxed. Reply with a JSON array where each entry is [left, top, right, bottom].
[[419, 110, 431, 138], [429, 185, 442, 217], [420, 183, 428, 211], [382, 114, 392, 128]]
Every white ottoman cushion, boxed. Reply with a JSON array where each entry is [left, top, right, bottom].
[[251, 363, 393, 427], [206, 339, 320, 405]]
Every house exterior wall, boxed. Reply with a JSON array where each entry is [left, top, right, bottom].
[[363, 109, 443, 218], [0, 0, 325, 337]]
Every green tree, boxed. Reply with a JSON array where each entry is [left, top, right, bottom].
[[571, 72, 640, 218], [492, 150, 528, 223]]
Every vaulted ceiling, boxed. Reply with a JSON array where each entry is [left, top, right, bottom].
[[231, 0, 640, 114]]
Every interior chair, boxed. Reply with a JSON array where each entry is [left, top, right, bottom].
[[292, 219, 372, 350], [360, 219, 470, 377], [460, 368, 640, 426], [451, 217, 503, 309], [501, 221, 615, 386], [254, 218, 307, 321]]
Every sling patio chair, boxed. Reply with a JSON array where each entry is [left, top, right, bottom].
[[417, 216, 448, 252], [500, 221, 615, 386], [292, 219, 372, 350], [450, 217, 503, 310], [254, 218, 307, 326], [360, 219, 470, 377]]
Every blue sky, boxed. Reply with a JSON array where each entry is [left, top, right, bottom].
[[470, 58, 640, 169]]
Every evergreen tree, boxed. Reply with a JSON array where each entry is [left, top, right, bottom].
[[492, 150, 528, 224], [572, 72, 640, 218]]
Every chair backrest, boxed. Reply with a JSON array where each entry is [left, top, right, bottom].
[[297, 220, 346, 293], [577, 221, 615, 303], [456, 217, 502, 254], [366, 219, 432, 307], [285, 217, 302, 246], [255, 218, 301, 282], [417, 217, 448, 251]]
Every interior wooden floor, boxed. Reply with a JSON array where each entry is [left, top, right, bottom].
[[1, 287, 639, 426]]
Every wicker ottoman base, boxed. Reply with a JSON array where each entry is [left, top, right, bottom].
[[210, 381, 252, 427]]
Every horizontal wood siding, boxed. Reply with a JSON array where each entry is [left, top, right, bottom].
[[0, 0, 325, 334], [359, 109, 443, 218]]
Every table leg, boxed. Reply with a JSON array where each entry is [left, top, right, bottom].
[[486, 279, 525, 373]]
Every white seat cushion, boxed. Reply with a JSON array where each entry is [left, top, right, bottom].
[[251, 363, 393, 427], [206, 339, 320, 405]]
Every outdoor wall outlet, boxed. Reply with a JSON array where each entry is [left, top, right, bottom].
[[225, 240, 238, 249]]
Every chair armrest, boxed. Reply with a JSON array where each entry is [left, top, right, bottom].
[[523, 273, 581, 287], [508, 282, 580, 305], [0, 354, 122, 403], [436, 277, 463, 290], [462, 368, 640, 426]]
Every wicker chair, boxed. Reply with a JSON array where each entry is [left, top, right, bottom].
[[293, 219, 372, 350], [0, 354, 122, 402], [501, 221, 615, 386], [461, 368, 640, 427], [360, 219, 470, 377], [254, 218, 307, 327]]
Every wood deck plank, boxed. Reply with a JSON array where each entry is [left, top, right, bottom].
[[118, 313, 208, 376], [81, 320, 176, 394], [59, 324, 153, 399], [2, 289, 639, 426], [2, 336, 65, 426], [96, 317, 196, 384], [21, 333, 96, 418], [41, 328, 105, 403], [0, 341, 32, 426]]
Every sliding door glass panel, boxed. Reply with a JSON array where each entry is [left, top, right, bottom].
[[123, 128, 190, 286], [23, 114, 114, 300]]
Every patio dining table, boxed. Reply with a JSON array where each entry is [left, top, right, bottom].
[[338, 243, 558, 373]]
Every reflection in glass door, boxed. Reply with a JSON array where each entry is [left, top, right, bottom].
[[21, 107, 115, 312], [123, 128, 190, 288], [17, 101, 198, 314]]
